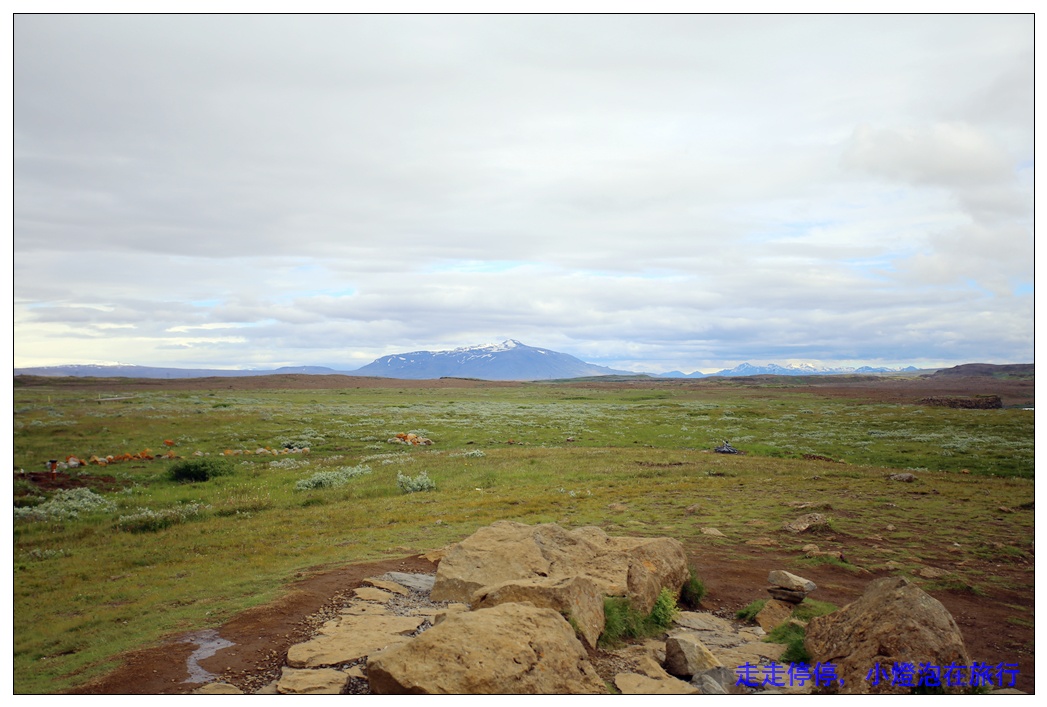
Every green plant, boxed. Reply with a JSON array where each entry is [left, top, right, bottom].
[[679, 567, 707, 609], [599, 588, 679, 647], [735, 599, 766, 622], [790, 598, 838, 622], [167, 458, 233, 483], [397, 471, 436, 493], [648, 587, 679, 629], [764, 621, 809, 663]]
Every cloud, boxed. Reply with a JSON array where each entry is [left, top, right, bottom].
[[13, 15, 1033, 372]]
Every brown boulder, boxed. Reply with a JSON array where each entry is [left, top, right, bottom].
[[805, 577, 970, 694], [366, 602, 606, 694], [431, 521, 688, 614], [470, 575, 605, 649]]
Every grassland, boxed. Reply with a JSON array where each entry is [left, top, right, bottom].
[[11, 376, 1035, 693]]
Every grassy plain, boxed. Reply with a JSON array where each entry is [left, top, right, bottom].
[[11, 375, 1035, 693]]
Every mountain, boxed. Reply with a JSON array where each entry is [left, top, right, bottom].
[[657, 362, 920, 378], [350, 340, 635, 380], [13, 363, 352, 379]]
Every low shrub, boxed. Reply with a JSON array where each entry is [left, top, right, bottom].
[[397, 471, 436, 493], [168, 458, 234, 483], [114, 503, 207, 533], [13, 488, 115, 522], [294, 465, 371, 491]]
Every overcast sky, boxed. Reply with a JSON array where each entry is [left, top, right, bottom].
[[13, 13, 1034, 373]]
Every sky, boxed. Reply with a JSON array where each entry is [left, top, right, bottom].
[[12, 12, 1035, 374]]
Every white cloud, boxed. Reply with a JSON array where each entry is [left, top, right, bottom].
[[13, 14, 1033, 371]]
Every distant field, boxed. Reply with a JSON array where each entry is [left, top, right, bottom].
[[12, 373, 1035, 693]]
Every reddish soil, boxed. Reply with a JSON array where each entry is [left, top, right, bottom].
[[68, 543, 1034, 695]]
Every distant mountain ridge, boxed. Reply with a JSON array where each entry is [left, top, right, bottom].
[[657, 362, 920, 378], [15, 344, 990, 381], [11, 363, 355, 379]]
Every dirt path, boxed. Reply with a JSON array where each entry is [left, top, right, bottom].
[[69, 545, 1034, 695]]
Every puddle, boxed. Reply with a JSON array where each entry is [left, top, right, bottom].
[[182, 629, 235, 684]]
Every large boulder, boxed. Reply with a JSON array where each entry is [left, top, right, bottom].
[[366, 602, 607, 694], [470, 575, 605, 649], [431, 521, 688, 613], [805, 576, 971, 694]]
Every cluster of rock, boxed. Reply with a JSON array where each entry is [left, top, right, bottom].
[[193, 521, 1018, 695], [387, 433, 433, 446]]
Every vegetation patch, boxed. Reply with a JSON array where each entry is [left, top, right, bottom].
[[167, 458, 234, 483], [599, 587, 679, 648]]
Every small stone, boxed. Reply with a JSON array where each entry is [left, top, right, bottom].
[[193, 682, 243, 694], [917, 566, 949, 579], [768, 570, 817, 592], [782, 513, 828, 533]]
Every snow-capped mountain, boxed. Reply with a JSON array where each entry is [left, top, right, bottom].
[[657, 362, 919, 378], [351, 340, 635, 380]]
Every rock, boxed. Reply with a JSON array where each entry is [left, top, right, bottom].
[[768, 587, 807, 604], [768, 570, 817, 592], [381, 572, 435, 593], [470, 575, 605, 649], [673, 610, 736, 634], [362, 578, 411, 596], [889, 473, 916, 482], [432, 603, 470, 624], [664, 632, 722, 677], [692, 666, 751, 695], [431, 521, 688, 614], [745, 536, 778, 546], [286, 614, 424, 668], [276, 667, 349, 694], [696, 673, 728, 694], [700, 527, 726, 537], [802, 543, 820, 553], [366, 602, 606, 694], [917, 566, 949, 579], [341, 601, 390, 616], [614, 672, 699, 694], [717, 640, 786, 668], [806, 549, 844, 561], [253, 679, 280, 694], [782, 513, 829, 533], [805, 576, 970, 694], [354, 586, 392, 602], [755, 598, 795, 632], [193, 682, 243, 694]]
